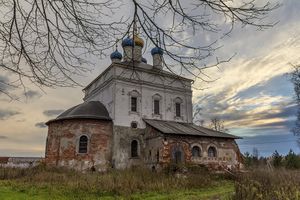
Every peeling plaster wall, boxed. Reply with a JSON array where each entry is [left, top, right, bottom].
[[46, 120, 242, 171], [112, 126, 145, 169], [162, 136, 242, 170], [45, 119, 113, 171], [144, 127, 243, 170]]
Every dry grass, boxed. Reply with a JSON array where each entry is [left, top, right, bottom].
[[0, 165, 231, 197], [232, 168, 300, 200], [4, 165, 299, 199]]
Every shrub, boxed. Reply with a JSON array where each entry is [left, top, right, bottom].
[[232, 169, 300, 200]]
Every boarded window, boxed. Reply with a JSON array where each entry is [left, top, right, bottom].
[[131, 140, 138, 157], [175, 103, 181, 117], [192, 146, 201, 157], [208, 146, 217, 158], [79, 136, 88, 153], [154, 99, 160, 115], [131, 97, 137, 112]]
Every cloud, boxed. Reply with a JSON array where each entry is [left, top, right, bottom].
[[0, 135, 8, 139], [194, 72, 297, 136], [0, 109, 21, 120], [0, 75, 9, 92], [43, 109, 64, 117], [23, 90, 41, 99], [35, 122, 47, 128]]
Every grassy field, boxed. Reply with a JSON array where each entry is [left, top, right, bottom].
[[1, 166, 300, 200], [0, 166, 234, 200], [0, 180, 234, 200]]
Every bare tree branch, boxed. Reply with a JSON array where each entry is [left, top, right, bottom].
[[0, 0, 279, 97]]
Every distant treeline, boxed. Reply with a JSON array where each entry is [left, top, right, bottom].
[[244, 149, 300, 169]]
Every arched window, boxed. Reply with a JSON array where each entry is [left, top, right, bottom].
[[131, 97, 137, 112], [153, 94, 162, 115], [174, 97, 183, 117], [131, 140, 138, 157], [192, 146, 201, 157], [208, 146, 217, 158], [129, 90, 140, 113], [79, 135, 88, 153], [154, 99, 160, 114]]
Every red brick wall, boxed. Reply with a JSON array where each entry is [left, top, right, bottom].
[[45, 119, 113, 171]]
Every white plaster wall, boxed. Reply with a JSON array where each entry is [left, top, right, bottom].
[[84, 65, 193, 127], [113, 80, 192, 128], [84, 66, 114, 97], [84, 82, 115, 120]]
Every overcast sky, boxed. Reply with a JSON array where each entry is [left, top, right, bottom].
[[0, 0, 299, 157]]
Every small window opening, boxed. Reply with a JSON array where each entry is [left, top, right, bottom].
[[208, 146, 217, 158], [192, 146, 201, 157], [131, 140, 138, 158], [152, 166, 156, 172], [175, 103, 181, 117], [131, 122, 138, 129], [131, 97, 137, 112], [154, 99, 160, 115], [79, 135, 88, 153]]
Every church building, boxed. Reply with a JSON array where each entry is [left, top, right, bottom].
[[45, 35, 243, 171]]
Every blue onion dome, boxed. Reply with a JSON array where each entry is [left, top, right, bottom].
[[122, 37, 134, 47], [141, 57, 147, 63], [151, 47, 163, 55], [133, 35, 144, 47], [110, 49, 122, 60]]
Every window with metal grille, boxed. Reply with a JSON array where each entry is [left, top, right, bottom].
[[175, 103, 181, 117], [154, 99, 160, 115], [131, 140, 138, 157], [131, 97, 137, 112], [79, 135, 88, 153]]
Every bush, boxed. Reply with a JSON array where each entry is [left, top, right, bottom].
[[232, 169, 300, 200], [284, 149, 300, 169]]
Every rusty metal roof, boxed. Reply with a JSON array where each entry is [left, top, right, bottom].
[[144, 119, 241, 139]]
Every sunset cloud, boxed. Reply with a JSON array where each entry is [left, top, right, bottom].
[[43, 109, 64, 117], [0, 109, 21, 120]]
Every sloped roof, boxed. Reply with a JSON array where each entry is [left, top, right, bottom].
[[144, 119, 241, 139], [46, 101, 111, 124]]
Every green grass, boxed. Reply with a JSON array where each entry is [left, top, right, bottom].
[[0, 180, 234, 200]]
